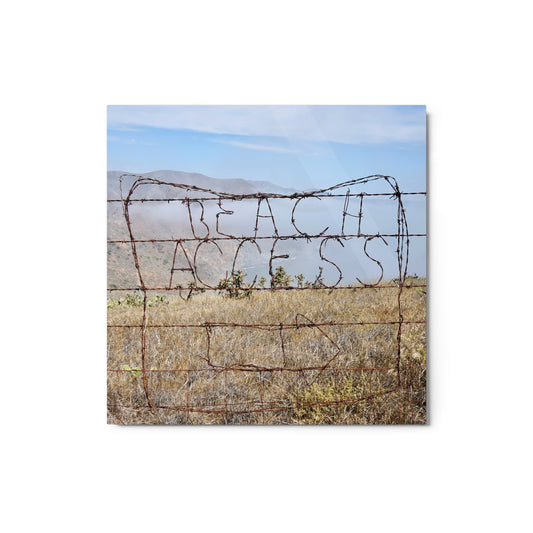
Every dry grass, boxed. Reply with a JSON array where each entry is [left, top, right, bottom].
[[107, 285, 426, 424]]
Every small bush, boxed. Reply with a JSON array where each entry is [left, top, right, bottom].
[[107, 293, 168, 308], [217, 270, 252, 298], [293, 375, 371, 424], [271, 266, 293, 288]]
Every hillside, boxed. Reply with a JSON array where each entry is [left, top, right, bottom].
[[107, 170, 423, 291], [107, 170, 297, 290], [107, 169, 295, 200]]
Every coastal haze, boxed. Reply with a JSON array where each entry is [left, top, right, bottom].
[[107, 169, 426, 290]]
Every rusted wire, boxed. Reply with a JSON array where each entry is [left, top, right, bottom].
[[108, 174, 426, 422], [108, 364, 425, 373], [107, 233, 426, 244], [107, 320, 425, 328], [107, 191, 427, 202], [107, 283, 427, 292]]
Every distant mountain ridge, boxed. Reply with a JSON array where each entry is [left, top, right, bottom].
[[107, 170, 299, 289], [107, 170, 296, 199]]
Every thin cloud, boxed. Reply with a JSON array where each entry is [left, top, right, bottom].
[[107, 136, 155, 146], [213, 139, 299, 154], [107, 105, 426, 145], [108, 125, 142, 132]]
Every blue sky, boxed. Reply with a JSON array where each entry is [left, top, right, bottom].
[[107, 105, 426, 277], [107, 105, 426, 192]]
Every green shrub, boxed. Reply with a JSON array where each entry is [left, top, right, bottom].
[[217, 270, 252, 298], [107, 293, 168, 308], [271, 266, 293, 288], [295, 273, 306, 288], [121, 364, 141, 377]]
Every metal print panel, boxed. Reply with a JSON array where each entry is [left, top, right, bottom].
[[107, 105, 427, 424]]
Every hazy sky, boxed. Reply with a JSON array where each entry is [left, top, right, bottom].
[[108, 105, 426, 277], [107, 105, 426, 192]]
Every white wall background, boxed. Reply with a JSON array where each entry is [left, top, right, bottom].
[[2, 2, 531, 532]]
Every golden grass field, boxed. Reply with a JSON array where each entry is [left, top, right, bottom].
[[107, 283, 426, 424]]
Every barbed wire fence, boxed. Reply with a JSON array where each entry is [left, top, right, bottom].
[[107, 174, 427, 424]]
